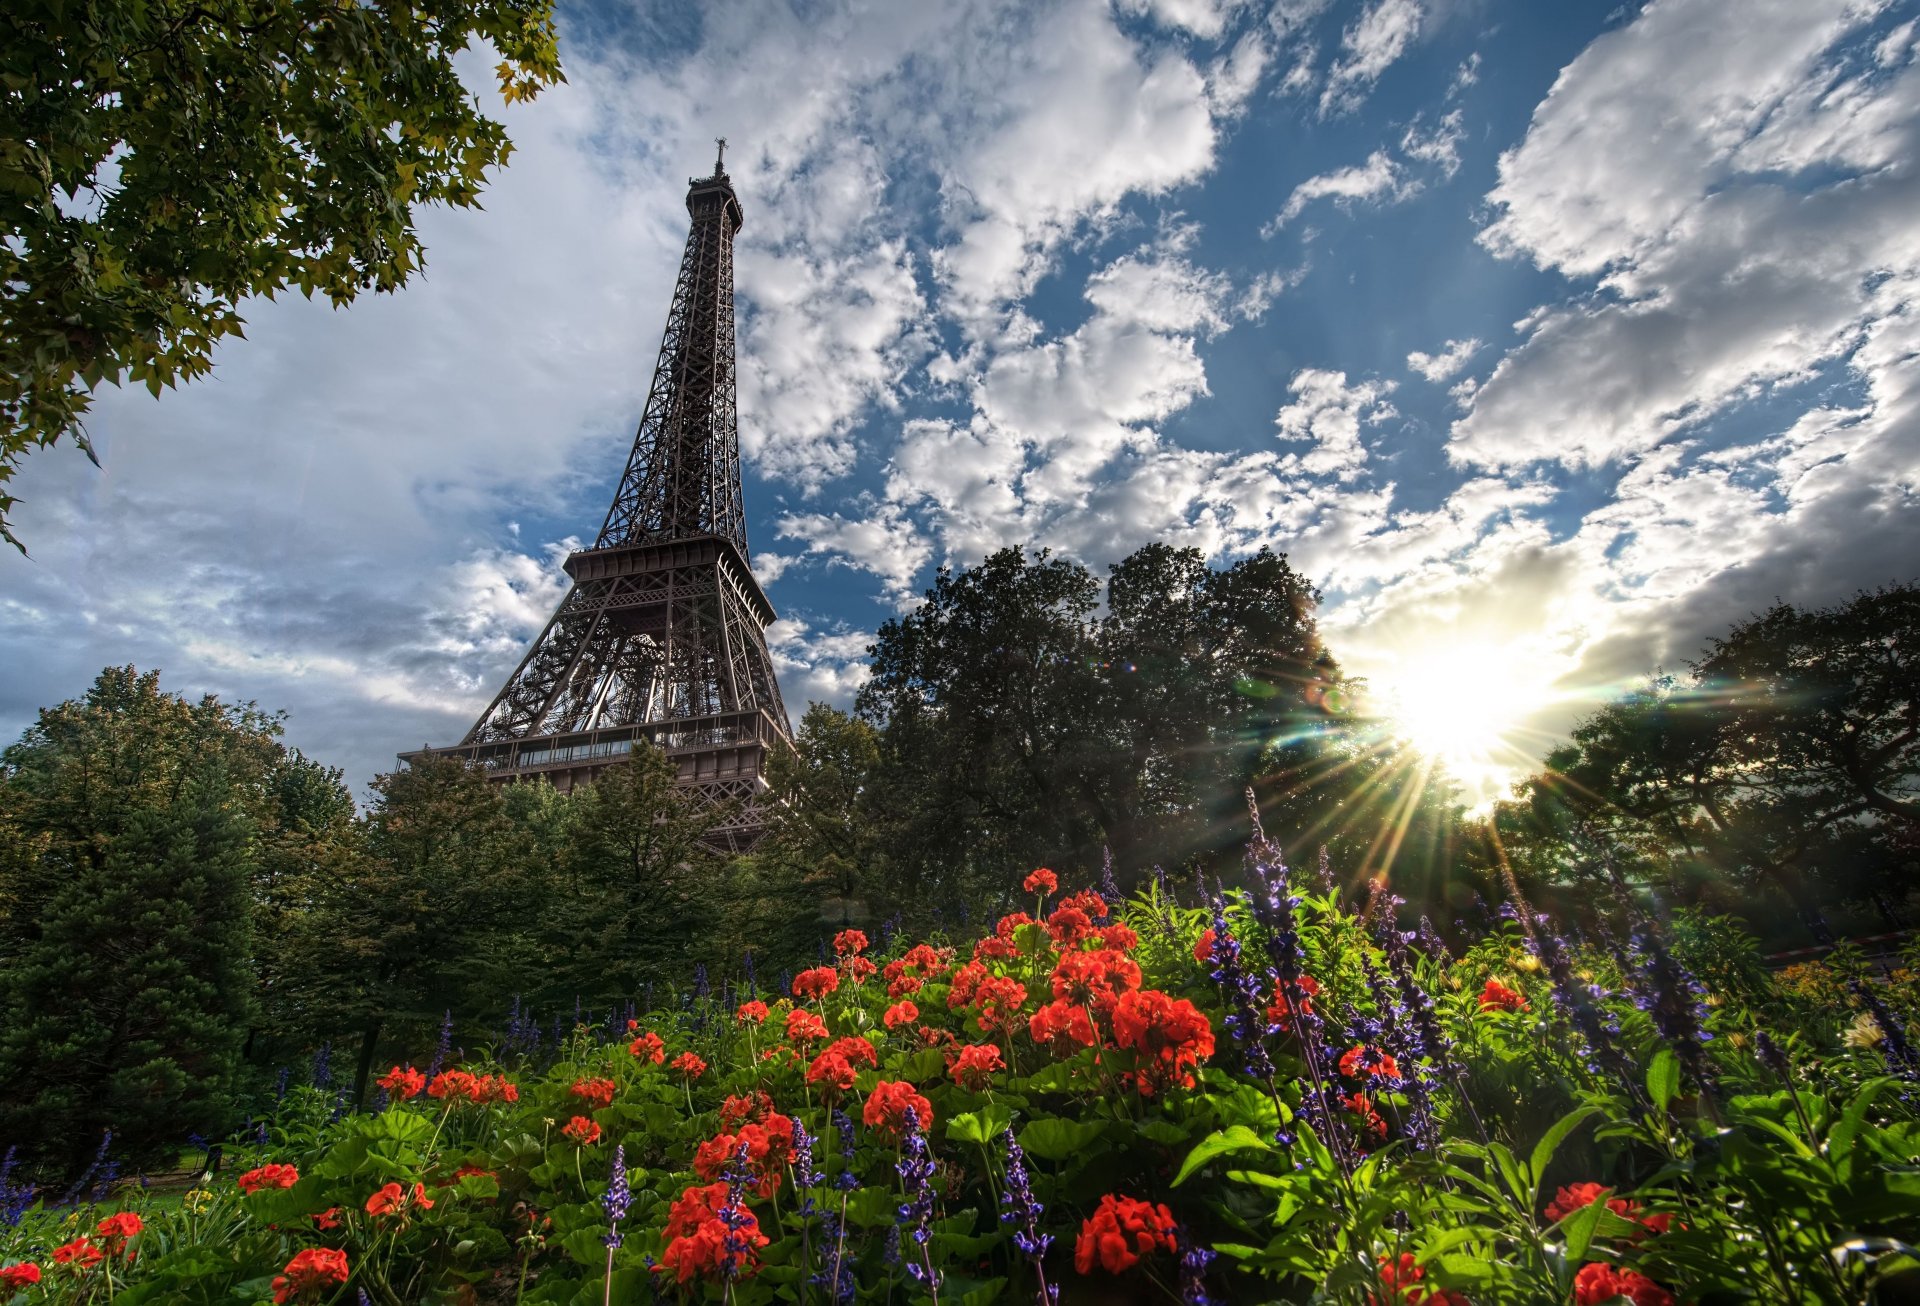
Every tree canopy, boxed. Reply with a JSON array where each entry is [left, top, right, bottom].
[[0, 0, 563, 549]]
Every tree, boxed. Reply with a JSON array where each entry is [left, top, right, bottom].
[[0, 667, 285, 1174], [1520, 584, 1919, 937], [855, 544, 1372, 913], [0, 0, 563, 549]]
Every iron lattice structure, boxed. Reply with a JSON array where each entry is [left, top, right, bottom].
[[403, 147, 791, 850]]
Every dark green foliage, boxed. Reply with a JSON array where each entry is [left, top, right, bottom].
[[0, 0, 564, 549], [0, 668, 282, 1174]]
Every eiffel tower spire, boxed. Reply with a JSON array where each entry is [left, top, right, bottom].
[[403, 150, 791, 849]]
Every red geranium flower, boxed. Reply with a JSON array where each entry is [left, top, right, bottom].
[[863, 1079, 934, 1139], [1368, 1251, 1470, 1304], [1073, 1193, 1177, 1274], [885, 969, 926, 998], [272, 1247, 350, 1304], [1478, 979, 1529, 1013], [1346, 1091, 1388, 1140], [847, 955, 878, 984], [1192, 928, 1216, 964], [720, 1092, 773, 1129], [827, 1035, 879, 1070], [630, 1031, 667, 1063], [1110, 990, 1215, 1096], [0, 1264, 42, 1290], [375, 1181, 433, 1217], [561, 1116, 602, 1146], [672, 1052, 707, 1079], [736, 1000, 770, 1024], [792, 966, 840, 1001], [806, 1050, 859, 1095], [692, 1119, 793, 1197], [1051, 948, 1143, 1012], [1547, 1184, 1672, 1240], [884, 1000, 920, 1029], [312, 1207, 342, 1230], [237, 1163, 300, 1194], [1029, 1000, 1098, 1056], [1046, 906, 1093, 948], [972, 975, 1030, 1034], [1339, 1044, 1402, 1084], [1573, 1263, 1674, 1306], [948, 1043, 1004, 1091], [1098, 922, 1139, 951], [786, 1009, 830, 1044], [94, 1211, 141, 1251], [51, 1238, 101, 1269], [659, 1182, 769, 1284], [1024, 868, 1058, 896], [1061, 889, 1110, 919], [947, 961, 990, 1009], [570, 1077, 617, 1110], [833, 929, 869, 956], [378, 1064, 427, 1099], [1266, 974, 1321, 1034]]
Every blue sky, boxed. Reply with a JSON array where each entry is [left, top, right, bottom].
[[5, 0, 1919, 802]]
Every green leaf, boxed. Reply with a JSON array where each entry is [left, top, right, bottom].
[[1528, 1105, 1601, 1201], [1646, 1049, 1679, 1113], [945, 1104, 1014, 1146], [1017, 1117, 1108, 1162], [1559, 1195, 1610, 1264], [1172, 1125, 1274, 1187]]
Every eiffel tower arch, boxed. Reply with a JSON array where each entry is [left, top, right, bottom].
[[403, 144, 791, 851]]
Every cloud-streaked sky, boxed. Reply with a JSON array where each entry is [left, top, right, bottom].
[[6, 0, 1919, 803]]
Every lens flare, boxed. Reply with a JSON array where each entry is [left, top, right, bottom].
[[1373, 642, 1560, 804]]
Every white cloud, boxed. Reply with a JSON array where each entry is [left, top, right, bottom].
[[775, 502, 934, 602], [1267, 150, 1402, 232], [1320, 0, 1425, 116], [1399, 108, 1465, 178], [1407, 337, 1481, 382], [765, 617, 875, 708], [1117, 0, 1244, 40], [1273, 368, 1396, 481]]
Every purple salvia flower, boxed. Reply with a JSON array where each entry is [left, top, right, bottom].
[[310, 1041, 332, 1089], [1531, 923, 1631, 1084], [1176, 1226, 1217, 1305], [603, 1144, 631, 1249], [0, 1147, 31, 1228], [1313, 844, 1334, 894], [718, 1141, 758, 1282], [1417, 916, 1450, 962], [273, 1066, 290, 1103], [999, 1115, 1055, 1304], [1753, 1029, 1792, 1079], [1847, 978, 1919, 1079], [428, 1010, 454, 1077], [1100, 846, 1123, 905], [1630, 922, 1720, 1102], [894, 1109, 941, 1294], [1204, 886, 1275, 1080], [832, 1109, 859, 1191]]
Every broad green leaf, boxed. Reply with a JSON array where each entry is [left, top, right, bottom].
[[1528, 1104, 1601, 1200], [945, 1104, 1014, 1146], [1646, 1049, 1679, 1113], [1018, 1117, 1108, 1162], [1559, 1195, 1610, 1264], [1173, 1125, 1274, 1187]]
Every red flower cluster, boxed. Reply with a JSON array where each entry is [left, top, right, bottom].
[[692, 1114, 796, 1196], [1267, 974, 1321, 1034], [52, 1238, 102, 1270], [0, 1264, 41, 1290], [975, 913, 1033, 963], [1193, 928, 1216, 964], [672, 1051, 707, 1079], [885, 943, 948, 993], [1051, 948, 1143, 1013], [1573, 1263, 1674, 1306], [1371, 1252, 1470, 1305], [570, 1077, 617, 1110], [808, 1036, 881, 1095], [1061, 889, 1110, 920], [365, 1182, 433, 1217], [1074, 1194, 1177, 1274], [971, 975, 1030, 1034], [720, 1091, 776, 1129], [426, 1069, 518, 1104], [1546, 1184, 1672, 1239], [884, 1000, 920, 1029], [1111, 990, 1215, 1096], [660, 1183, 768, 1284], [833, 928, 869, 956], [1024, 867, 1058, 896], [1339, 1044, 1402, 1084], [272, 1248, 349, 1304], [1029, 1000, 1098, 1056], [1046, 905, 1094, 947], [948, 1042, 1005, 1091], [1478, 979, 1529, 1013], [786, 1009, 830, 1044], [863, 1079, 934, 1138], [1098, 921, 1139, 951], [629, 1031, 666, 1062], [792, 966, 840, 1001], [948, 961, 990, 1009], [378, 1064, 426, 1099], [846, 955, 878, 985], [561, 1116, 602, 1146], [1346, 1091, 1388, 1140], [736, 1000, 769, 1025], [237, 1162, 300, 1194]]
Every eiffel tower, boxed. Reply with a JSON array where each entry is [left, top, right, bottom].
[[404, 142, 791, 850]]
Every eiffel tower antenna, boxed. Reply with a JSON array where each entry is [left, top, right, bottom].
[[403, 150, 790, 850]]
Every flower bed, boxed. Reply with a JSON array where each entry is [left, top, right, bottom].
[[2, 849, 1917, 1304]]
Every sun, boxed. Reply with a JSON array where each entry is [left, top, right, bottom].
[[1374, 641, 1559, 803]]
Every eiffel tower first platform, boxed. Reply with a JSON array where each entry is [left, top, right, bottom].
[[403, 143, 791, 850]]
